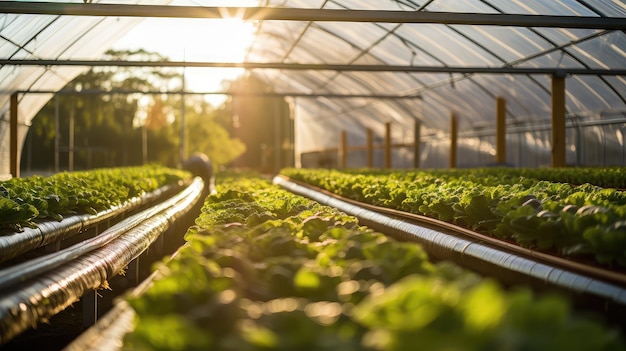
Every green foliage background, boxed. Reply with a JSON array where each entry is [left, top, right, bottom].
[[22, 49, 245, 172]]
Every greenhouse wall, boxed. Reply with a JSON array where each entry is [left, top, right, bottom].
[[299, 115, 626, 169]]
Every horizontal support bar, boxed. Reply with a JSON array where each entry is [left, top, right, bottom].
[[2, 59, 625, 76], [1, 2, 624, 29], [9, 88, 420, 100]]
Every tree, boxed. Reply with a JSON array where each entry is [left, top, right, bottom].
[[22, 49, 245, 172], [214, 74, 294, 173]]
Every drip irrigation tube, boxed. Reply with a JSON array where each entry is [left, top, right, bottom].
[[0, 181, 186, 263], [0, 177, 204, 345], [274, 175, 626, 307]]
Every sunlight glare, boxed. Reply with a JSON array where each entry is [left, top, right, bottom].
[[113, 14, 258, 106]]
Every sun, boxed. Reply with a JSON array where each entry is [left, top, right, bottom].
[[113, 15, 257, 103]]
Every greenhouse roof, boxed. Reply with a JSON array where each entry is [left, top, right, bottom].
[[1, 0, 626, 174]]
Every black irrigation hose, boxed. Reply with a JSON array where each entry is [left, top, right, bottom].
[[0, 177, 205, 345], [0, 181, 187, 263], [274, 175, 626, 306]]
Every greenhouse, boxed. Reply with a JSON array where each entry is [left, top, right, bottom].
[[0, 1, 625, 350]]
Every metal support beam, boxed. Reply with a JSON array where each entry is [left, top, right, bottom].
[[366, 128, 373, 168], [552, 73, 567, 167], [9, 93, 18, 178], [2, 2, 624, 29], [384, 122, 392, 169], [3, 59, 626, 76], [15, 88, 419, 100], [450, 113, 458, 169], [414, 121, 421, 169], [496, 97, 506, 164]]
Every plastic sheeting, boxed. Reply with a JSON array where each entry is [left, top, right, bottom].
[[248, 0, 626, 167], [1, 0, 626, 173]]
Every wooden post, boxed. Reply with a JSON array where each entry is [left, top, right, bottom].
[[69, 107, 75, 172], [450, 113, 457, 169], [384, 122, 391, 169], [413, 121, 421, 169], [552, 72, 567, 167], [366, 128, 373, 168], [339, 130, 347, 169], [274, 97, 281, 172], [10, 93, 18, 178], [496, 97, 506, 164], [54, 95, 60, 173]]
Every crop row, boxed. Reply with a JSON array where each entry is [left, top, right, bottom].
[[0, 165, 191, 231], [280, 168, 626, 268], [123, 173, 624, 351], [329, 167, 626, 189]]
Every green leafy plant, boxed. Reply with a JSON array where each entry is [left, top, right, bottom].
[[124, 172, 625, 351], [0, 164, 190, 231], [281, 168, 626, 267]]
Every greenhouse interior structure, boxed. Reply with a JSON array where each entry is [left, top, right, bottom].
[[1, 1, 626, 350]]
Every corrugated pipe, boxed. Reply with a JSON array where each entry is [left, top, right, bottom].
[[0, 181, 186, 263], [274, 175, 626, 307], [0, 177, 204, 345]]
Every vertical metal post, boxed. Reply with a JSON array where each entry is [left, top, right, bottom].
[[339, 130, 347, 169], [450, 113, 457, 169], [413, 121, 421, 169], [54, 95, 60, 173], [552, 72, 567, 167], [10, 92, 18, 178], [366, 128, 373, 168], [496, 97, 506, 164], [384, 122, 391, 169]]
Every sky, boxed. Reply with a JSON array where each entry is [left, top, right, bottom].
[[111, 1, 258, 105]]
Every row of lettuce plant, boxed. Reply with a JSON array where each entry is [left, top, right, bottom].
[[0, 165, 191, 231], [123, 173, 624, 351], [280, 168, 626, 268], [329, 167, 626, 190]]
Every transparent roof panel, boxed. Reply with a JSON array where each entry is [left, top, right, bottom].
[[567, 75, 626, 112], [566, 32, 626, 69], [518, 51, 586, 69], [284, 25, 364, 63], [489, 0, 599, 16], [397, 24, 501, 66], [451, 26, 553, 63], [535, 28, 605, 46], [364, 33, 442, 66], [590, 1, 626, 17], [0, 15, 52, 51], [315, 22, 389, 56], [427, 0, 499, 13], [1, 0, 626, 174]]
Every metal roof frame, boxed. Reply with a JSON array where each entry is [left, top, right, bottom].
[[2, 0, 626, 177], [2, 2, 625, 29], [2, 59, 625, 76]]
